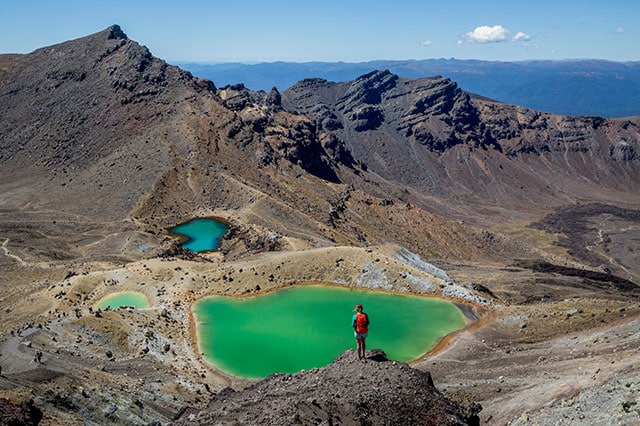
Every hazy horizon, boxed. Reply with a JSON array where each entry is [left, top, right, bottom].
[[175, 57, 640, 66], [1, 0, 637, 63]]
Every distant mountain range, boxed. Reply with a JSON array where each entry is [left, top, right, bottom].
[[177, 59, 640, 118]]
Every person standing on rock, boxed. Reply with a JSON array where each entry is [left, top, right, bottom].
[[352, 303, 369, 360]]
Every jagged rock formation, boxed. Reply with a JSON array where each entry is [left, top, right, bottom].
[[282, 70, 640, 211], [217, 83, 341, 182], [173, 350, 481, 426], [178, 59, 640, 118]]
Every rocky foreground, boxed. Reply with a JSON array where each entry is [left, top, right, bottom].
[[172, 350, 481, 426]]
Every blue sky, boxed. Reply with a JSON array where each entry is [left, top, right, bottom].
[[0, 1, 637, 63]]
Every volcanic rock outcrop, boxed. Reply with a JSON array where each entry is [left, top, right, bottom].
[[173, 350, 481, 426], [282, 70, 640, 213]]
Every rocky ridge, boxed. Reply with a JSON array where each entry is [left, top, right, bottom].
[[173, 350, 481, 426], [282, 70, 640, 214]]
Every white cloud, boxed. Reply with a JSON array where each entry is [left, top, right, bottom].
[[419, 40, 432, 47], [463, 25, 509, 43], [615, 27, 625, 34], [513, 32, 530, 41]]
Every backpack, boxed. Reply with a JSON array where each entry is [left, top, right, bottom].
[[355, 312, 369, 334]]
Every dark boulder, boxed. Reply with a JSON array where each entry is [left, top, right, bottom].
[[0, 398, 43, 426]]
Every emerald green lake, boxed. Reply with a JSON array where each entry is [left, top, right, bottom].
[[193, 285, 467, 379], [94, 291, 150, 310], [170, 218, 228, 252]]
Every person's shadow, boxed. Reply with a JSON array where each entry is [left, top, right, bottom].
[[366, 349, 388, 362]]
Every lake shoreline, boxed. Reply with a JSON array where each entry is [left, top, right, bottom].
[[190, 282, 486, 379], [168, 216, 230, 253]]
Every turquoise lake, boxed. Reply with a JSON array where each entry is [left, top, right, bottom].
[[94, 291, 150, 310], [193, 285, 467, 379], [170, 218, 228, 252]]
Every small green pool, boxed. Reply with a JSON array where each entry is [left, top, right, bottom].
[[193, 285, 466, 379], [94, 291, 150, 310], [170, 218, 228, 252]]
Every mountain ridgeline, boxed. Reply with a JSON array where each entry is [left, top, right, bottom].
[[179, 59, 640, 118], [214, 70, 640, 216], [1, 25, 640, 260], [279, 70, 640, 207], [1, 24, 639, 271]]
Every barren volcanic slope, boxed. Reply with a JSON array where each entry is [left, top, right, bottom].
[[1, 26, 640, 425]]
